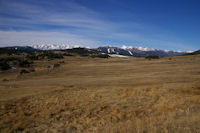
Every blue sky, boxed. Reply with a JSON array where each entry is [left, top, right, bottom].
[[0, 0, 199, 51]]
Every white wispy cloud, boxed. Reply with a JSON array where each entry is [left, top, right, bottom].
[[0, 0, 194, 51], [0, 0, 120, 31], [0, 0, 142, 46], [0, 30, 100, 47]]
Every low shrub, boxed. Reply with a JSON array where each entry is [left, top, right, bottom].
[[63, 53, 73, 56], [53, 63, 60, 68], [97, 54, 110, 58], [19, 60, 32, 67], [20, 69, 29, 74], [0, 57, 20, 62], [0, 61, 10, 70], [30, 69, 35, 72], [59, 61, 65, 64], [47, 54, 64, 59], [27, 52, 64, 60], [26, 55, 39, 60], [2, 78, 9, 82]]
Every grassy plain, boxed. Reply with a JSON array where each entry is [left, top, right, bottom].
[[0, 55, 200, 132]]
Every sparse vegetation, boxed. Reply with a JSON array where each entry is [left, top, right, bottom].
[[53, 63, 60, 68], [20, 69, 29, 74], [0, 50, 68, 72], [30, 68, 35, 72], [26, 55, 39, 60], [63, 53, 73, 56], [2, 78, 9, 82], [0, 57, 20, 62], [0, 61, 10, 70], [32, 52, 64, 60], [46, 53, 64, 59], [0, 50, 200, 133], [59, 61, 65, 64], [91, 54, 110, 58], [19, 60, 33, 67]]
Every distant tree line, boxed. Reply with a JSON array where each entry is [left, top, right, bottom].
[[0, 47, 111, 71], [145, 55, 160, 60]]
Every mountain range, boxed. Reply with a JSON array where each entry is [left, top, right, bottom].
[[1, 44, 193, 57], [97, 45, 191, 57]]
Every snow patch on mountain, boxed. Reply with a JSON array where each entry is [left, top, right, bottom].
[[128, 51, 133, 55], [121, 45, 192, 53], [121, 45, 133, 49], [30, 44, 82, 50], [109, 54, 129, 58], [107, 48, 110, 53], [121, 45, 155, 51], [176, 50, 193, 53], [136, 46, 155, 51]]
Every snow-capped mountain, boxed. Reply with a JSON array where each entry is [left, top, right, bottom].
[[97, 45, 191, 57], [30, 44, 82, 50], [7, 44, 192, 57], [121, 45, 155, 51]]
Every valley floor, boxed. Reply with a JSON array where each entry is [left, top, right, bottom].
[[0, 55, 200, 133]]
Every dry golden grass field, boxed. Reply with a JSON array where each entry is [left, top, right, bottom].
[[0, 55, 200, 133]]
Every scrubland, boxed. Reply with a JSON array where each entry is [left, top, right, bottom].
[[0, 55, 200, 133]]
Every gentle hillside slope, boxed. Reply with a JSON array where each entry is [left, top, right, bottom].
[[0, 54, 200, 132]]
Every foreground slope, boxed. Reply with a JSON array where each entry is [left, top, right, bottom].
[[0, 55, 200, 132]]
